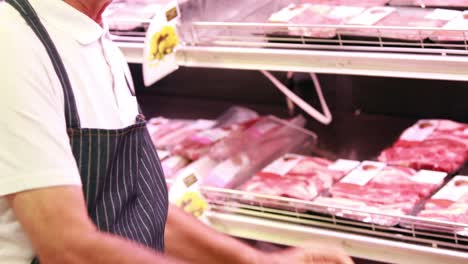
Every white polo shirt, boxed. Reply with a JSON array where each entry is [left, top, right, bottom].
[[0, 0, 139, 262]]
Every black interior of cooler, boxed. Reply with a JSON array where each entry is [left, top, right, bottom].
[[131, 64, 468, 172]]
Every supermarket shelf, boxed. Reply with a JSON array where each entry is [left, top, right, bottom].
[[115, 21, 468, 81], [201, 187, 468, 264], [117, 43, 468, 81], [176, 46, 468, 81], [206, 211, 468, 264]]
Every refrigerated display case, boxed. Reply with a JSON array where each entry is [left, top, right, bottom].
[[106, 1, 468, 263]]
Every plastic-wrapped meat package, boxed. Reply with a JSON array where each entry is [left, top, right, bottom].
[[415, 176, 468, 235], [162, 155, 190, 179], [172, 119, 258, 161], [202, 116, 317, 189], [378, 119, 468, 173], [314, 161, 447, 226], [154, 120, 216, 150], [147, 118, 195, 148], [430, 12, 468, 42], [239, 154, 360, 201], [171, 107, 259, 160], [269, 4, 365, 38], [343, 7, 459, 41], [290, 5, 366, 38], [301, 0, 390, 6], [390, 0, 468, 8]]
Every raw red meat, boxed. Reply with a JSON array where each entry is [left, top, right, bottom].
[[314, 162, 447, 226], [172, 119, 258, 161], [147, 118, 194, 148], [239, 154, 359, 201], [154, 120, 216, 149], [416, 176, 468, 234], [378, 119, 468, 173]]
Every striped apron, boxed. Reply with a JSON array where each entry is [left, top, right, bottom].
[[5, 0, 169, 263]]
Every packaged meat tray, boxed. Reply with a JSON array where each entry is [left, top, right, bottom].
[[152, 119, 216, 150], [172, 107, 259, 160], [162, 155, 190, 179], [378, 119, 468, 173], [147, 117, 194, 147], [314, 161, 448, 226], [239, 154, 360, 201], [341, 7, 460, 41], [171, 115, 314, 191], [269, 4, 365, 38], [202, 115, 317, 189], [415, 176, 468, 235], [390, 0, 468, 9], [430, 11, 468, 42]]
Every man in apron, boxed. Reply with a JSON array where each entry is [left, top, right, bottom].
[[0, 0, 353, 263]]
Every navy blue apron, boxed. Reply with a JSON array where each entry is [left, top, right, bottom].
[[5, 0, 169, 262]]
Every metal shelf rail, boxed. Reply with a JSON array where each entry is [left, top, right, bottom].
[[113, 21, 468, 81], [201, 186, 468, 264]]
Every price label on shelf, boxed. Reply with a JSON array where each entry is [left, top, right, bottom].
[[340, 161, 386, 186], [262, 154, 305, 176], [169, 168, 210, 223], [432, 176, 468, 202], [143, 0, 181, 86], [400, 120, 438, 142]]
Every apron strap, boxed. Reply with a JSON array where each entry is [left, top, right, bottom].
[[6, 0, 81, 129]]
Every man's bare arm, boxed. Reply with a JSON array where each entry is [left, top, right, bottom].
[[7, 186, 184, 264]]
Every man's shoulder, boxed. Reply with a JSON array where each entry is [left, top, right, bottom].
[[0, 3, 33, 50], [0, 2, 47, 68], [0, 2, 27, 34]]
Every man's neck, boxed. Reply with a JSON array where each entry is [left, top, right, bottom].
[[64, 0, 111, 24]]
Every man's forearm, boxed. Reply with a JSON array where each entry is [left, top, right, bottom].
[[40, 230, 187, 264], [164, 204, 265, 264]]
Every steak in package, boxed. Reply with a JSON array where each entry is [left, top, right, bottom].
[[342, 7, 459, 41], [416, 176, 468, 235], [314, 161, 447, 226], [269, 4, 365, 38], [378, 119, 468, 173], [239, 154, 360, 201]]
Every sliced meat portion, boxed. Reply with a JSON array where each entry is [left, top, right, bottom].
[[314, 164, 447, 226]]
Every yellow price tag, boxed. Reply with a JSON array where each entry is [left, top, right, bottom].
[[175, 191, 209, 218]]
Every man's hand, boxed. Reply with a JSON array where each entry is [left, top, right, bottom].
[[166, 204, 353, 264], [261, 243, 354, 264]]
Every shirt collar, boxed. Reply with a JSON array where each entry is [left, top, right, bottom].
[[29, 0, 107, 45]]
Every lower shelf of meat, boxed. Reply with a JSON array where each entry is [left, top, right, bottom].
[[407, 176, 468, 236]]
